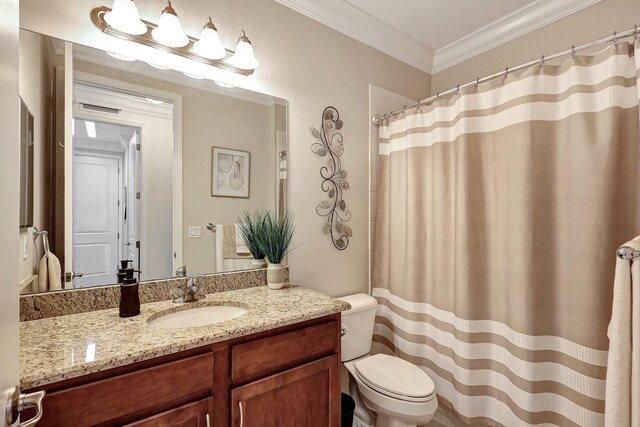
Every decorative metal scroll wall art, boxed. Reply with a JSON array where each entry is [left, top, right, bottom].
[[310, 106, 352, 250]]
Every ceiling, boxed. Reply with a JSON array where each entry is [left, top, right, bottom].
[[74, 119, 137, 152], [275, 0, 602, 73]]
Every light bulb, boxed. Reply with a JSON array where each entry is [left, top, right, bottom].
[[193, 17, 227, 60], [229, 30, 259, 70], [151, 1, 189, 48], [104, 0, 147, 35]]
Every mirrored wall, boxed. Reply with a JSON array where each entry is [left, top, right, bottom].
[[18, 29, 287, 294]]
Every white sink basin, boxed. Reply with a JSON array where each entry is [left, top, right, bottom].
[[149, 305, 247, 329]]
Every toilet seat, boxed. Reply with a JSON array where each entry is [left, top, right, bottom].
[[354, 354, 436, 403]]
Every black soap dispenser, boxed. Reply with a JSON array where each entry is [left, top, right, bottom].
[[117, 260, 132, 284], [119, 267, 140, 317]]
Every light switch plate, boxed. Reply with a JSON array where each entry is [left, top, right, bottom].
[[189, 226, 202, 238]]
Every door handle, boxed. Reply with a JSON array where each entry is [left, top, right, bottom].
[[64, 271, 83, 281], [5, 386, 46, 426]]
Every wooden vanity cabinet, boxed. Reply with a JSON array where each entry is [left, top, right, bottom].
[[231, 356, 340, 427], [26, 313, 341, 427]]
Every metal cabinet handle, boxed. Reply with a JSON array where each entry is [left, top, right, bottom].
[[206, 413, 210, 427], [239, 401, 244, 427], [5, 387, 46, 427]]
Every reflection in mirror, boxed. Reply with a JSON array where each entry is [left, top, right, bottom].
[[18, 29, 287, 294]]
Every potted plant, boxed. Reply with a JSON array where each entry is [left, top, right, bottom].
[[236, 210, 268, 269], [255, 210, 295, 289]]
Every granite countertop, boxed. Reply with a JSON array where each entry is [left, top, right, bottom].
[[20, 285, 350, 389]]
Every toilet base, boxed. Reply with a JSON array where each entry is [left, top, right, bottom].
[[375, 414, 417, 427]]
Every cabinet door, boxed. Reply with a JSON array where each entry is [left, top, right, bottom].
[[125, 398, 213, 427], [231, 355, 340, 427]]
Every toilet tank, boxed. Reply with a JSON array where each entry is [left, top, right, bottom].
[[339, 293, 378, 362]]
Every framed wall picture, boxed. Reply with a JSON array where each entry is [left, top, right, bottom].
[[211, 146, 250, 198]]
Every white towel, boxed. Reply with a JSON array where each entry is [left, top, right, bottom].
[[37, 251, 62, 291], [605, 236, 640, 427]]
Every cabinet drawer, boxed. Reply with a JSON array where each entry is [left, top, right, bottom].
[[125, 397, 213, 427], [39, 353, 214, 426], [231, 320, 339, 382]]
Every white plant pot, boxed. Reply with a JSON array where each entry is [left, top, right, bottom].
[[266, 263, 285, 289], [251, 258, 268, 269]]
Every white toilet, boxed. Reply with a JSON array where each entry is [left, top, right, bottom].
[[340, 293, 437, 427]]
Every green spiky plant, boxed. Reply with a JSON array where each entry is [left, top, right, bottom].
[[255, 211, 295, 264], [236, 210, 267, 260]]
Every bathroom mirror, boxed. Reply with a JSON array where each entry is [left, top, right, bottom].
[[18, 29, 287, 294]]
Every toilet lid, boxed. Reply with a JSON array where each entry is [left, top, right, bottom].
[[354, 354, 436, 401]]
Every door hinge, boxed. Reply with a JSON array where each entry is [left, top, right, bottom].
[[117, 199, 120, 207], [136, 241, 141, 249], [136, 192, 141, 199], [117, 232, 120, 240], [136, 143, 141, 151]]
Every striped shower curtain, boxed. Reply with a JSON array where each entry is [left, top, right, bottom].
[[373, 41, 640, 426]]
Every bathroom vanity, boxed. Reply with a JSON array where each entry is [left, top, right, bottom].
[[20, 285, 350, 426]]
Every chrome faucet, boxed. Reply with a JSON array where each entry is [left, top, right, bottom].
[[173, 275, 206, 303], [175, 264, 187, 277]]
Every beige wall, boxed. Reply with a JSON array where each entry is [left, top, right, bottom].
[[20, 0, 431, 297], [182, 91, 276, 275], [431, 0, 640, 94], [18, 30, 54, 286]]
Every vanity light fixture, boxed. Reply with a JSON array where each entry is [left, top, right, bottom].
[[193, 17, 226, 60], [85, 121, 97, 138], [91, 4, 258, 76], [104, 0, 147, 35], [229, 30, 260, 70], [151, 1, 189, 48]]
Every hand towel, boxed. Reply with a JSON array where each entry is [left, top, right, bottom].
[[37, 255, 49, 292], [216, 224, 252, 273], [235, 223, 251, 255], [37, 251, 62, 291], [47, 251, 62, 291]]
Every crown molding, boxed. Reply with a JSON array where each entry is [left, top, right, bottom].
[[431, 0, 603, 73], [274, 0, 434, 73]]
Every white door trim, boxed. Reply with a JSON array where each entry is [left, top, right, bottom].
[[0, 0, 20, 424]]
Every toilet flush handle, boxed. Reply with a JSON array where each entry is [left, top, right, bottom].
[[341, 325, 348, 337]]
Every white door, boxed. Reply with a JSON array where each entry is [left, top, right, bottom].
[[72, 154, 120, 287], [124, 132, 140, 273], [0, 0, 20, 425]]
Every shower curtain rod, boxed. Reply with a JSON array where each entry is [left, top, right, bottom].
[[618, 245, 640, 260], [371, 25, 639, 126]]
